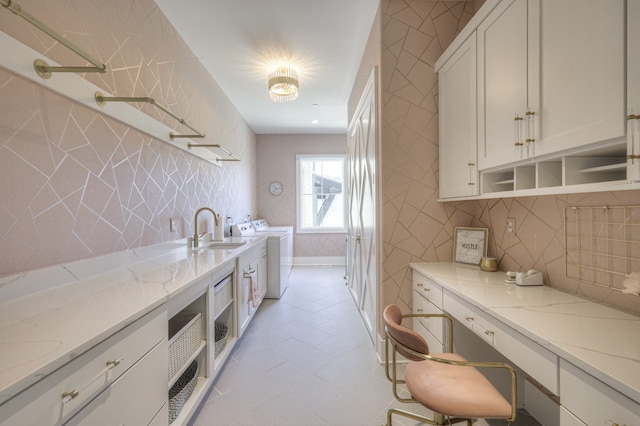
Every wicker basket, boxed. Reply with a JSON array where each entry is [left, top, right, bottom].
[[168, 360, 199, 424], [214, 322, 228, 358], [168, 313, 202, 380]]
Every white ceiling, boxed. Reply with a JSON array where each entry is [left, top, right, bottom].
[[154, 0, 380, 135]]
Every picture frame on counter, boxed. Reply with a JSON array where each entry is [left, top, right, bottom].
[[453, 226, 489, 265]]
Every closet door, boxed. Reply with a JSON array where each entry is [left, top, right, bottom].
[[347, 69, 377, 344], [628, 0, 640, 181]]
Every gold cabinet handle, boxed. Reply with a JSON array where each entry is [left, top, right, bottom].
[[485, 330, 495, 336], [465, 315, 474, 322], [467, 162, 475, 166], [416, 283, 423, 287], [106, 359, 121, 368], [468, 182, 475, 186], [627, 114, 640, 120], [62, 389, 79, 404], [526, 138, 535, 143], [628, 155, 640, 159]]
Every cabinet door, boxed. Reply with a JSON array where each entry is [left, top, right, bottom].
[[478, 0, 539, 170], [237, 261, 258, 338], [628, 0, 640, 181], [259, 247, 268, 299], [536, 0, 625, 157], [439, 32, 478, 199]]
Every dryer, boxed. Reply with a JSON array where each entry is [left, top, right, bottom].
[[232, 222, 290, 298]]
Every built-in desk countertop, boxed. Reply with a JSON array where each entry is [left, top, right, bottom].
[[0, 236, 266, 405], [409, 262, 640, 408]]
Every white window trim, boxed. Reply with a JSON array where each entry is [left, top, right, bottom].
[[296, 154, 347, 234]]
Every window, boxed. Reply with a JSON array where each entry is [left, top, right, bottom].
[[296, 155, 347, 233]]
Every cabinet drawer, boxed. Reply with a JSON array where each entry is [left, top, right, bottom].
[[444, 291, 558, 394], [65, 338, 167, 425], [413, 290, 445, 346], [414, 317, 445, 353], [413, 272, 443, 309], [560, 359, 640, 426], [0, 307, 166, 426]]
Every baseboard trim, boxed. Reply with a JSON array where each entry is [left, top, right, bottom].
[[293, 256, 345, 266]]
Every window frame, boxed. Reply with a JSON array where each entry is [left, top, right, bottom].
[[295, 154, 347, 234]]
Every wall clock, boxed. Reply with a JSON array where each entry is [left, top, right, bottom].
[[269, 181, 283, 195]]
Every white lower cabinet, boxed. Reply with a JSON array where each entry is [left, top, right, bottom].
[[412, 271, 446, 352], [560, 359, 640, 426], [0, 307, 166, 426], [237, 241, 266, 338], [65, 339, 167, 425]]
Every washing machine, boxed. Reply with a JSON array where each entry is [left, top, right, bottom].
[[252, 219, 293, 280], [232, 222, 291, 298]]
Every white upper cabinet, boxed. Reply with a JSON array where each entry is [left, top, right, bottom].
[[627, 0, 640, 181], [536, 0, 625, 158], [439, 33, 478, 199], [477, 0, 539, 170]]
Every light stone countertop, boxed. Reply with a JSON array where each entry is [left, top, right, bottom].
[[409, 262, 640, 406], [0, 236, 266, 405]]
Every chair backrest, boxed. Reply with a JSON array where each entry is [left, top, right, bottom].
[[383, 304, 429, 361]]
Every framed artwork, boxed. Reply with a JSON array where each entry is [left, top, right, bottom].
[[453, 227, 489, 265]]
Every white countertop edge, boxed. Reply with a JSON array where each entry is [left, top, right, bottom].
[[409, 262, 640, 405]]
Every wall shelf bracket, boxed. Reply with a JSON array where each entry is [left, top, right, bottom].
[[2, 0, 108, 78]]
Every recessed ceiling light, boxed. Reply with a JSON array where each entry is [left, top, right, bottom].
[[312, 103, 319, 107], [311, 120, 319, 124]]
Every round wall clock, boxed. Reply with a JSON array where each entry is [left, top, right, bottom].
[[269, 181, 283, 195]]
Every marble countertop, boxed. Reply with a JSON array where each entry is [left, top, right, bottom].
[[0, 236, 266, 405], [410, 262, 640, 405]]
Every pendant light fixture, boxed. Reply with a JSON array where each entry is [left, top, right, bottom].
[[268, 66, 299, 103]]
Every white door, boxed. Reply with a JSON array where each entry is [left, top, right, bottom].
[[347, 69, 377, 343], [536, 0, 625, 157], [478, 0, 539, 170], [439, 32, 477, 199], [627, 0, 640, 181]]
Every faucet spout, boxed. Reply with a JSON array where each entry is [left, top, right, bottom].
[[193, 207, 220, 248]]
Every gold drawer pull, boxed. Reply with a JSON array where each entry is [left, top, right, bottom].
[[628, 154, 640, 159], [106, 359, 122, 369], [62, 389, 79, 404], [417, 308, 424, 313], [627, 114, 640, 120], [422, 288, 430, 292], [417, 283, 423, 287], [465, 315, 474, 322], [485, 330, 495, 336]]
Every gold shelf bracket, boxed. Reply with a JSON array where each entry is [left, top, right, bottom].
[[94, 92, 205, 139], [2, 0, 108, 79], [187, 143, 240, 162]]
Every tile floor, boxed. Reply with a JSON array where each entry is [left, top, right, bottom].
[[191, 265, 540, 426]]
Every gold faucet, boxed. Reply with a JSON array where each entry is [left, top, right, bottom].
[[193, 207, 220, 248]]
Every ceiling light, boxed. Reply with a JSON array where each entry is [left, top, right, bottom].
[[311, 120, 319, 124], [268, 66, 299, 103]]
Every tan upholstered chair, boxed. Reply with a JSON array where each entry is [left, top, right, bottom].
[[383, 304, 517, 426]]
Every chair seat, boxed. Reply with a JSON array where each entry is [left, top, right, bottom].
[[405, 352, 512, 420]]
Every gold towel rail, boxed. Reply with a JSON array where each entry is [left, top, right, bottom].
[[188, 143, 241, 162], [1, 0, 107, 78], [94, 92, 205, 139]]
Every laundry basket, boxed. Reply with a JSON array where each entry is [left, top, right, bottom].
[[168, 313, 202, 380], [214, 322, 228, 357], [168, 360, 199, 424]]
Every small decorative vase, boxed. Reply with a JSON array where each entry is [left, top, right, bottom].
[[479, 257, 498, 272]]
